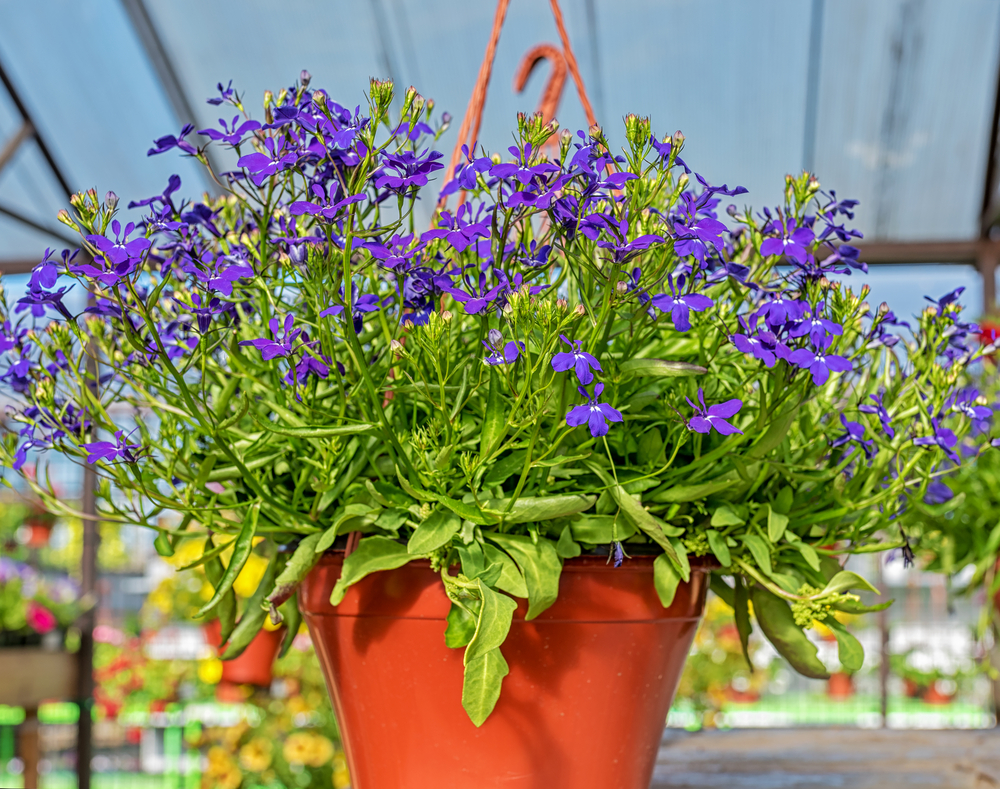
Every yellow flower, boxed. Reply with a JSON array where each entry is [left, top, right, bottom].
[[198, 658, 224, 685], [239, 737, 273, 772], [283, 732, 335, 768], [333, 752, 351, 788], [205, 746, 236, 775], [166, 536, 209, 569], [214, 765, 242, 789], [233, 553, 268, 598]]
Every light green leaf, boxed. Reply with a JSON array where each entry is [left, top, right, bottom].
[[706, 529, 731, 567], [742, 533, 772, 577], [483, 451, 526, 486], [767, 507, 789, 542], [652, 478, 736, 503], [818, 571, 879, 597], [827, 619, 864, 673], [488, 533, 561, 619], [488, 494, 596, 524], [438, 495, 497, 526], [607, 483, 685, 576], [249, 414, 377, 438], [748, 407, 797, 459], [751, 586, 830, 679], [445, 602, 478, 648], [196, 500, 260, 619], [462, 649, 509, 728], [407, 509, 462, 555], [830, 598, 893, 614], [461, 580, 517, 726], [480, 368, 507, 460], [619, 358, 707, 378], [733, 576, 753, 669], [329, 537, 415, 605], [772, 486, 794, 515], [569, 515, 638, 544], [786, 535, 820, 571], [711, 503, 744, 527], [556, 525, 582, 558], [482, 544, 528, 598], [653, 554, 680, 607]]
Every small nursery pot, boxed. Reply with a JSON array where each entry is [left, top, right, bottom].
[[203, 619, 283, 687], [301, 552, 710, 789], [826, 671, 854, 700]]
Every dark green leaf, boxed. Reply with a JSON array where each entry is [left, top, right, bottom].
[[711, 503, 744, 527], [750, 586, 829, 679], [482, 544, 528, 598], [652, 478, 736, 503], [773, 486, 794, 515], [277, 594, 301, 659], [445, 602, 478, 648], [196, 501, 260, 618], [484, 451, 526, 486], [733, 576, 753, 669], [570, 515, 638, 544], [204, 552, 236, 643], [266, 533, 323, 610], [709, 574, 735, 608], [488, 494, 596, 524], [480, 368, 506, 460], [222, 549, 282, 660]]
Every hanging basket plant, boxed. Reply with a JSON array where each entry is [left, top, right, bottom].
[[0, 70, 987, 786]]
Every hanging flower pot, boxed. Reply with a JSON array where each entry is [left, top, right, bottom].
[[826, 671, 854, 700], [203, 619, 283, 688], [301, 552, 709, 789]]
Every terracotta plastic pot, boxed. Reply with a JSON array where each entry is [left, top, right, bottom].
[[203, 620, 283, 687], [301, 551, 710, 789], [826, 671, 854, 700], [921, 680, 956, 705]]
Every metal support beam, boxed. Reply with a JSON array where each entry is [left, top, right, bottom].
[[819, 239, 1000, 265], [119, 0, 223, 191], [0, 202, 78, 247], [0, 120, 33, 177]]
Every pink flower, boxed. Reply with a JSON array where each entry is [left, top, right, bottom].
[[26, 601, 57, 634]]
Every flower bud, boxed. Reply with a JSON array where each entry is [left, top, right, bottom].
[[57, 209, 80, 231], [616, 280, 629, 294], [878, 302, 890, 316], [727, 204, 738, 217], [426, 98, 434, 115], [263, 89, 274, 106], [441, 112, 452, 126], [441, 310, 453, 323], [390, 339, 404, 354], [672, 130, 685, 147], [411, 91, 425, 116], [678, 173, 689, 190], [300, 70, 312, 88], [402, 319, 414, 330], [312, 90, 327, 110], [277, 88, 288, 106], [574, 304, 586, 316], [104, 191, 118, 211], [556, 298, 568, 310], [487, 328, 503, 346], [369, 78, 395, 114], [818, 276, 830, 289], [624, 114, 651, 148]]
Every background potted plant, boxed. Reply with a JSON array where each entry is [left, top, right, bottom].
[[0, 72, 985, 788]]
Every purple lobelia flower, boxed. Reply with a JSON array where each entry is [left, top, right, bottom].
[[423, 203, 492, 253], [731, 314, 782, 368], [651, 276, 713, 332], [789, 305, 843, 347], [372, 147, 444, 195], [925, 287, 964, 316], [517, 240, 551, 268], [148, 124, 197, 156], [760, 216, 814, 264], [290, 186, 365, 221], [924, 479, 953, 505], [946, 388, 992, 422], [551, 335, 602, 384], [566, 382, 623, 437], [199, 116, 262, 147], [239, 315, 302, 360], [685, 388, 743, 436], [80, 220, 152, 287], [671, 191, 728, 264], [610, 541, 624, 568], [284, 351, 331, 386], [913, 417, 960, 464], [482, 329, 523, 366], [443, 267, 502, 315], [320, 284, 381, 333], [858, 391, 895, 439], [788, 346, 852, 385], [831, 413, 875, 459], [237, 136, 299, 187], [207, 80, 236, 106], [489, 142, 560, 186], [757, 293, 808, 329], [80, 430, 140, 464], [622, 267, 655, 318]]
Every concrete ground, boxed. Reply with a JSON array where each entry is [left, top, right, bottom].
[[652, 728, 1000, 789]]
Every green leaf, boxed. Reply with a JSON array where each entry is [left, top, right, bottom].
[[488, 494, 597, 524], [329, 537, 416, 605], [407, 509, 462, 555], [570, 515, 638, 544], [618, 358, 707, 378], [556, 525, 582, 558], [266, 533, 323, 610], [483, 451, 526, 486], [652, 478, 736, 503], [482, 544, 528, 598], [439, 495, 497, 526], [767, 507, 789, 542], [711, 503, 744, 527], [653, 554, 680, 607], [709, 574, 735, 608], [607, 484, 686, 577], [462, 649, 509, 728], [203, 553, 236, 643], [742, 533, 772, 577], [637, 429, 664, 465], [750, 586, 830, 679], [480, 368, 507, 460], [487, 533, 562, 620], [277, 594, 302, 659], [772, 486, 794, 515], [733, 576, 753, 669], [222, 549, 282, 660], [818, 571, 879, 597], [461, 580, 517, 726], [786, 535, 820, 571], [445, 602, 478, 648], [153, 532, 175, 557], [748, 407, 797, 459], [375, 508, 409, 533], [706, 529, 731, 567], [395, 466, 438, 502], [196, 500, 260, 619], [830, 598, 893, 615], [826, 619, 864, 673], [249, 414, 377, 438]]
